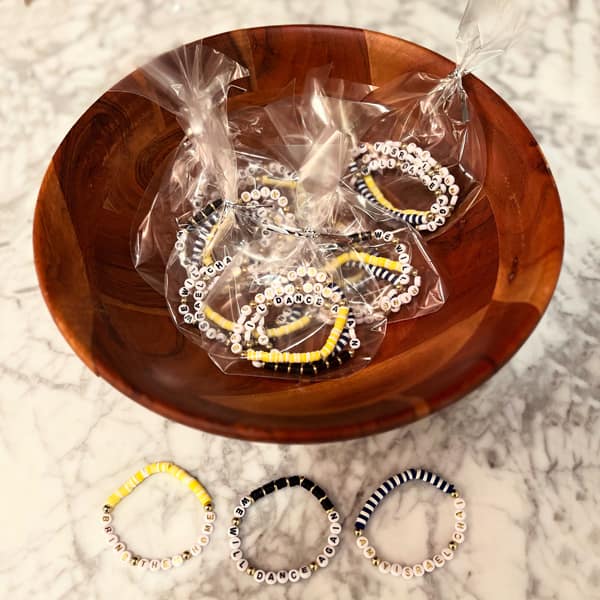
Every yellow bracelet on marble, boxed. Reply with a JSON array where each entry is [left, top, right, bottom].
[[101, 462, 215, 572]]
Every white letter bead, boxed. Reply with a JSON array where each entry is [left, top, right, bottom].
[[198, 535, 210, 546], [266, 571, 277, 585], [107, 534, 119, 546], [328, 511, 340, 522], [363, 546, 376, 559], [254, 569, 265, 583], [202, 523, 214, 534], [205, 511, 216, 522], [455, 521, 467, 532], [455, 510, 466, 520], [299, 565, 312, 579], [277, 570, 289, 584], [316, 554, 329, 568], [113, 542, 126, 554], [172, 554, 184, 567], [323, 545, 336, 558], [378, 560, 391, 574], [161, 559, 172, 570], [101, 513, 112, 524], [433, 554, 445, 568], [413, 564, 425, 577], [236, 558, 248, 572], [402, 566, 414, 580], [453, 531, 465, 544], [230, 549, 242, 560], [330, 522, 342, 534], [233, 506, 245, 518], [288, 569, 300, 583], [229, 536, 241, 549], [423, 559, 435, 572], [328, 535, 340, 546], [191, 544, 202, 556], [391, 563, 402, 576], [441, 548, 454, 561], [356, 536, 369, 549], [454, 498, 466, 510], [149, 559, 161, 571]]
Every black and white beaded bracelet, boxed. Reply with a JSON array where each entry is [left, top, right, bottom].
[[229, 476, 342, 584], [348, 141, 461, 233], [354, 468, 466, 579]]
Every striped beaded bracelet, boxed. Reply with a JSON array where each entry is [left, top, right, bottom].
[[354, 468, 466, 579], [229, 476, 342, 584], [349, 141, 461, 233], [101, 461, 215, 571]]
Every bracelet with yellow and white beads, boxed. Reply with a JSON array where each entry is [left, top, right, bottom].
[[349, 141, 461, 233], [354, 468, 466, 579], [101, 461, 215, 571]]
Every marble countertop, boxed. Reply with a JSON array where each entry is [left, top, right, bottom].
[[1, 1, 599, 599]]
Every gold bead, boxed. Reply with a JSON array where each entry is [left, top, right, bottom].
[[204, 503, 213, 512], [451, 491, 459, 498], [354, 530, 361, 537], [182, 551, 192, 561], [309, 562, 318, 572], [232, 518, 240, 526], [449, 542, 458, 550], [372, 557, 380, 567], [246, 567, 255, 576], [103, 505, 111, 514], [130, 557, 138, 566]]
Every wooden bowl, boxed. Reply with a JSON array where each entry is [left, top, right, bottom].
[[33, 25, 563, 443]]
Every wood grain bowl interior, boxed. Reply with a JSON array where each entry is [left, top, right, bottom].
[[33, 25, 563, 443]]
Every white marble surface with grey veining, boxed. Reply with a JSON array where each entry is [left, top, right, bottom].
[[1, 1, 599, 599]]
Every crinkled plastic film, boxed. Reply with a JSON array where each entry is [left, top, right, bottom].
[[347, 0, 527, 238], [115, 35, 511, 377], [186, 227, 387, 380], [112, 44, 249, 292]]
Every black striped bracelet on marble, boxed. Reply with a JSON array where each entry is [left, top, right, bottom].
[[353, 468, 466, 579], [355, 468, 455, 531], [229, 476, 342, 585]]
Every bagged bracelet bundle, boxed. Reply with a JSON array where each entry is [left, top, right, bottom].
[[116, 0, 525, 380]]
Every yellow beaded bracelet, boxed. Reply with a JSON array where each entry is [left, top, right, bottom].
[[101, 461, 215, 572]]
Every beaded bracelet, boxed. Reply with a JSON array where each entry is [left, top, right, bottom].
[[229, 476, 342, 584], [341, 230, 421, 314], [354, 468, 466, 579], [101, 461, 215, 571], [349, 141, 461, 233], [177, 229, 420, 362]]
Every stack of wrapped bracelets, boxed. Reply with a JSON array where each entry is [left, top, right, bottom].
[[174, 140, 460, 375], [101, 463, 467, 584]]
